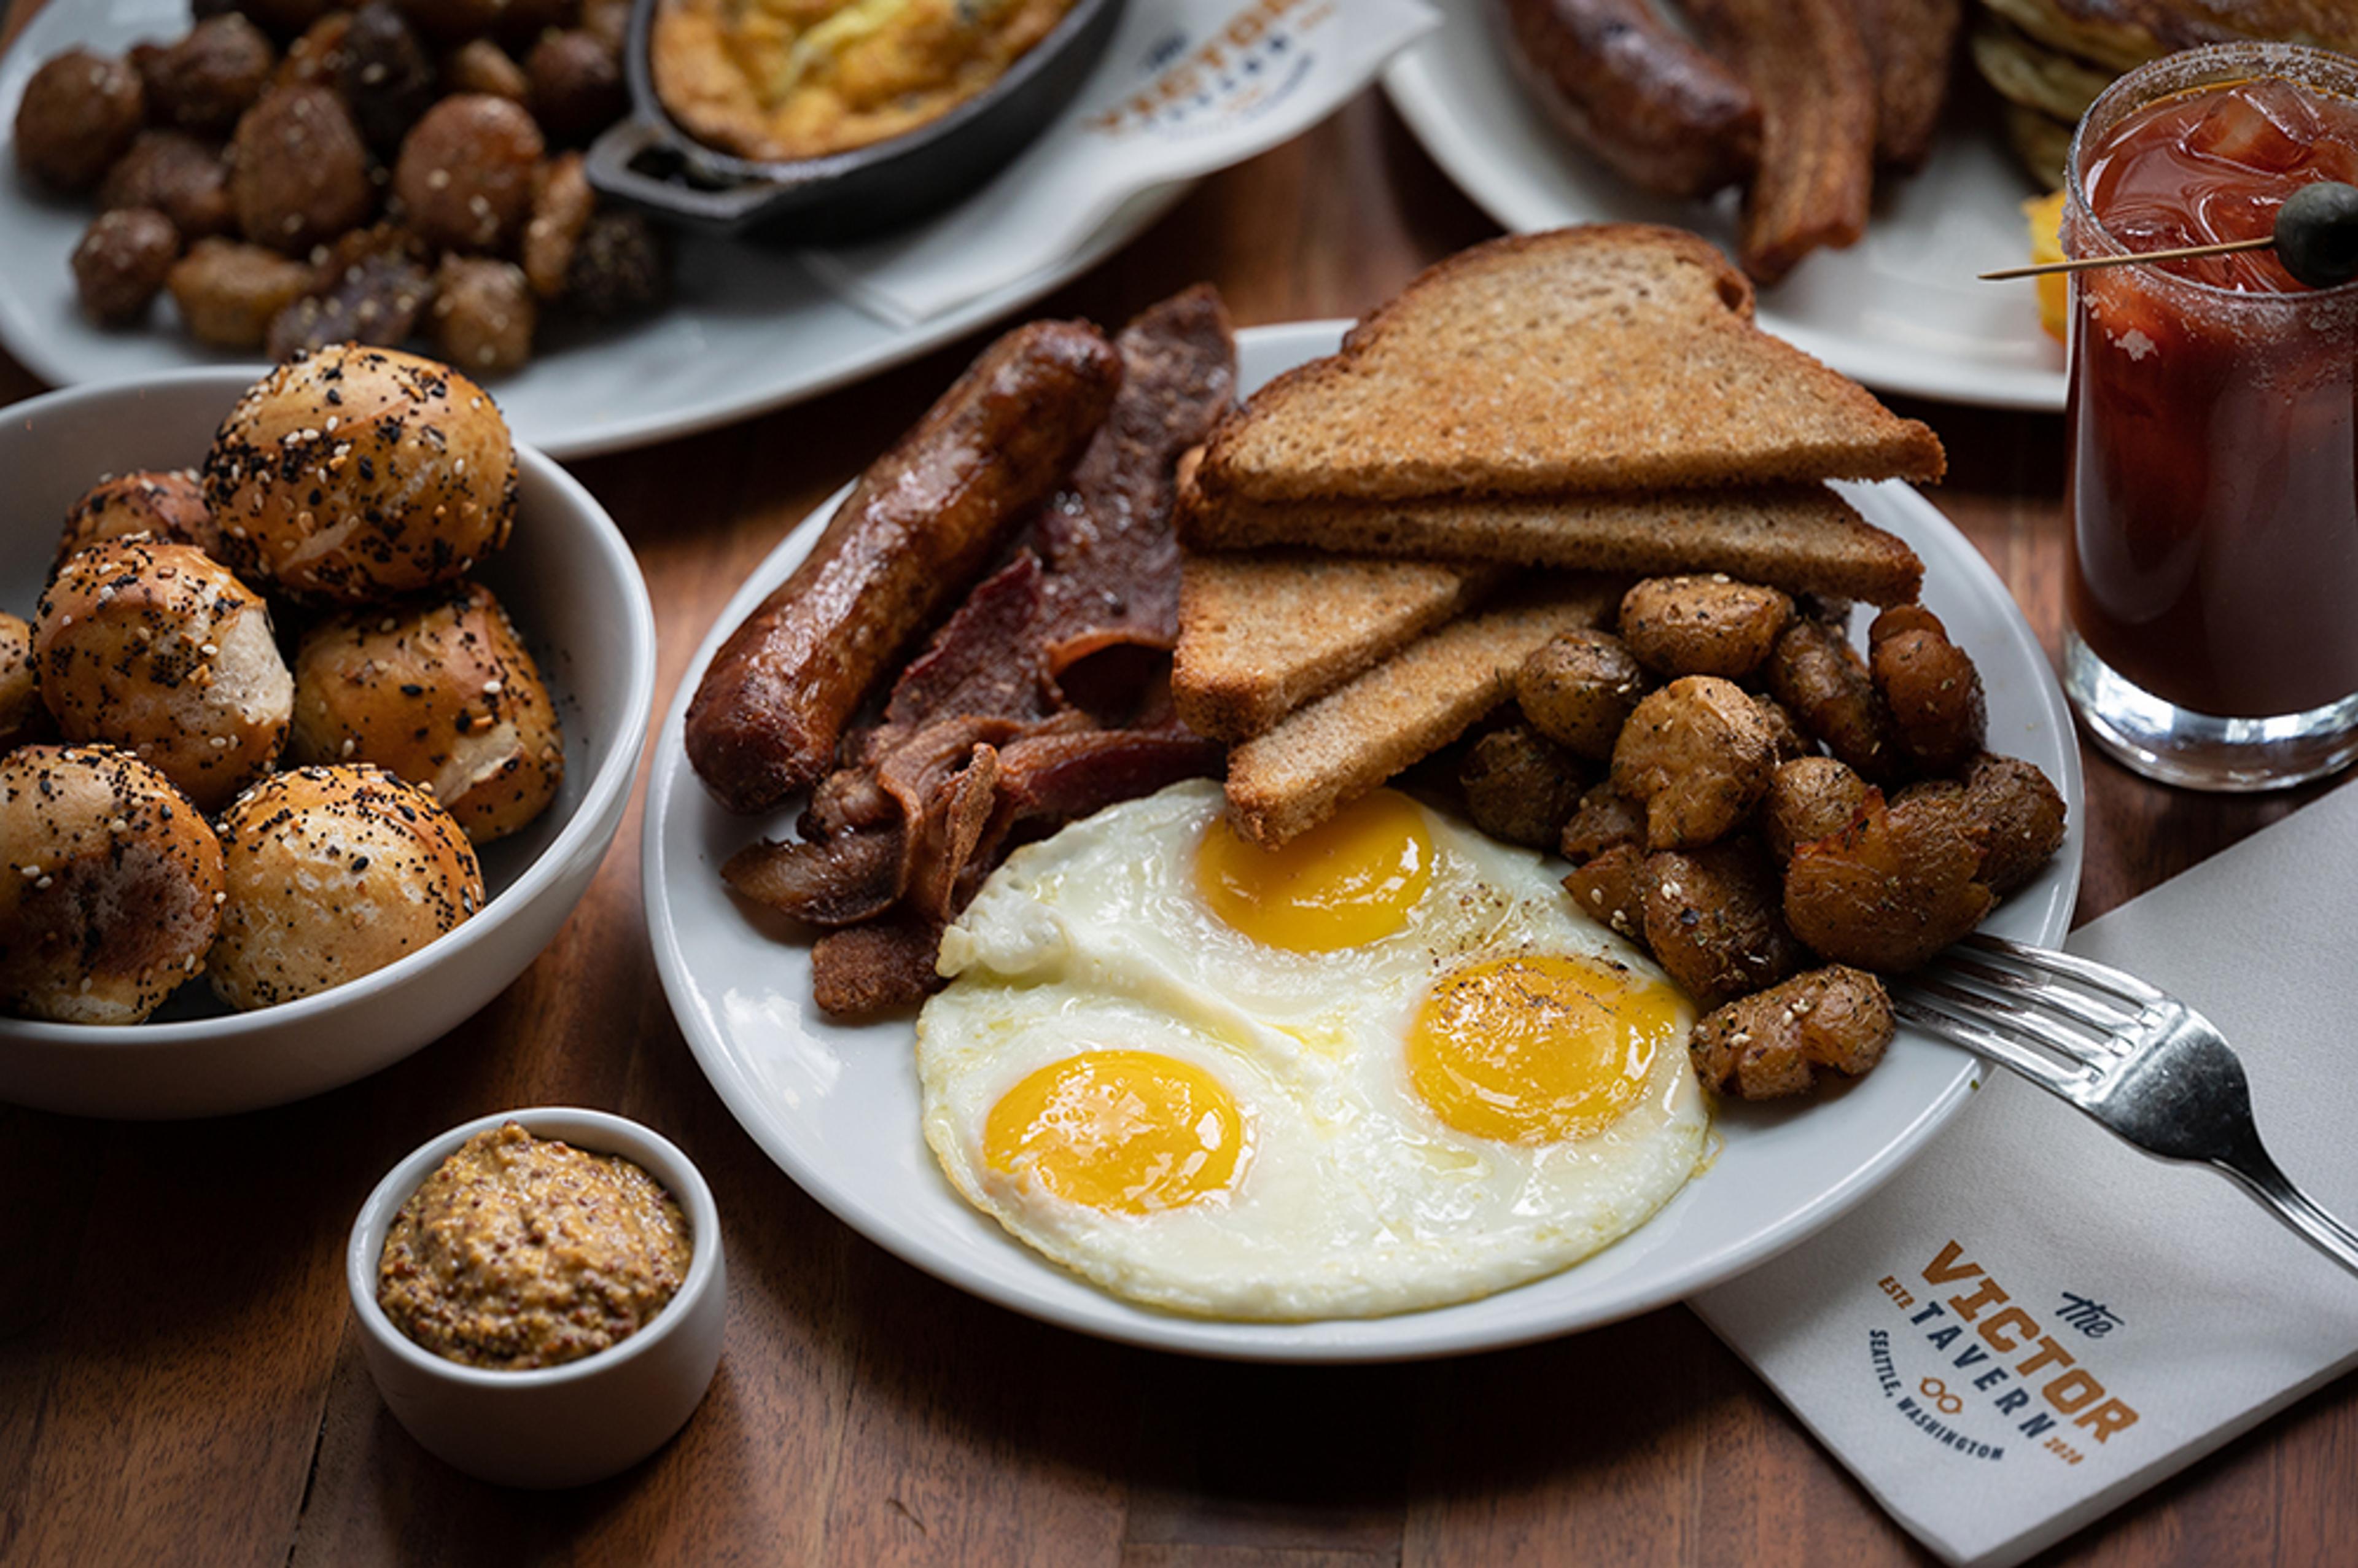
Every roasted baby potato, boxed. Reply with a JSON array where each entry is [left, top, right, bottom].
[[1763, 755, 1869, 862], [98, 131, 233, 239], [1961, 753, 2066, 896], [1753, 692, 1811, 763], [1765, 615, 1904, 783], [1783, 788, 1993, 971], [1870, 604, 1986, 773], [430, 255, 537, 375], [14, 49, 146, 193], [166, 238, 312, 348], [1611, 675, 1776, 849], [146, 15, 276, 136], [72, 209, 181, 326], [1517, 629, 1648, 760], [1618, 574, 1794, 679], [228, 85, 376, 254], [1691, 965, 1894, 1098], [393, 95, 544, 254], [1562, 842, 1648, 946], [1460, 724, 1585, 848], [523, 151, 593, 299], [1560, 779, 1645, 862], [1641, 837, 1806, 1007]]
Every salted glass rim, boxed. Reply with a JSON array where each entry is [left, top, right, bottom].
[[2064, 39, 2358, 307]]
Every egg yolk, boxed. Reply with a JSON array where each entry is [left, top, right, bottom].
[[1195, 789, 1434, 952], [984, 1050, 1247, 1214], [1407, 954, 1684, 1144]]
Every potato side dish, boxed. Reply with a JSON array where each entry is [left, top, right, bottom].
[[0, 347, 564, 1026], [15, 1, 666, 373], [1468, 572, 2064, 1098]]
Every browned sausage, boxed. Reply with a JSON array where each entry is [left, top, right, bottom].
[[687, 321, 1123, 813], [1499, 0, 1761, 198]]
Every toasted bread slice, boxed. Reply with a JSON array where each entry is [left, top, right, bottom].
[[1195, 226, 1945, 502], [1174, 551, 1506, 742], [1180, 483, 1922, 605], [1226, 578, 1619, 848]]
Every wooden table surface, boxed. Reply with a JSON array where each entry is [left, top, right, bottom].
[[3, 44, 2353, 1568]]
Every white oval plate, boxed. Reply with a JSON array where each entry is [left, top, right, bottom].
[[0, 0, 1187, 460], [644, 320, 2084, 1361], [1382, 0, 2069, 411]]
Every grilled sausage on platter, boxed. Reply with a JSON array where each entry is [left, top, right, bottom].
[[1498, 0, 1761, 198], [686, 320, 1123, 813]]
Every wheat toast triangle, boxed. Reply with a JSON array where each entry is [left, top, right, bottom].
[[1194, 225, 1946, 503]]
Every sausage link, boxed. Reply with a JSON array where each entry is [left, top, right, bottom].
[[687, 320, 1121, 812], [1498, 0, 1761, 198]]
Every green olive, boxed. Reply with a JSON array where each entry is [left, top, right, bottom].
[[2274, 180, 2358, 290]]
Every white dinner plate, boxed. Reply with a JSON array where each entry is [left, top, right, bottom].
[[0, 0, 1187, 460], [1382, 0, 2070, 411], [644, 320, 2084, 1361]]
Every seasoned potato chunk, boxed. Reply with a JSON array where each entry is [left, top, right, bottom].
[[1692, 966, 1895, 1099], [1753, 693, 1811, 763], [1611, 675, 1776, 850], [1516, 629, 1646, 760], [1560, 780, 1644, 863], [1764, 756, 1869, 862], [1562, 843, 1648, 947], [166, 238, 311, 348], [1641, 837, 1806, 1008], [1765, 616, 1904, 784], [1618, 575, 1794, 679], [1783, 789, 1993, 971], [1870, 604, 1986, 773], [1961, 753, 2066, 896], [1460, 724, 1584, 848]]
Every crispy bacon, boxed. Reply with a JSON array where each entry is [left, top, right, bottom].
[[1038, 284, 1237, 678], [728, 287, 1241, 1015]]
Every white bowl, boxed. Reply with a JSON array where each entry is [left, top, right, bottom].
[[346, 1108, 726, 1488], [0, 368, 658, 1118]]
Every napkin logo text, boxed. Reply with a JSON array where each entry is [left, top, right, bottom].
[[1864, 1240, 2142, 1467], [1086, 0, 1337, 135]]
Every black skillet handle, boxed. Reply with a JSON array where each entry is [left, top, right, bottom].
[[583, 117, 790, 233]]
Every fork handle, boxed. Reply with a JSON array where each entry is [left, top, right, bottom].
[[2212, 1144, 2358, 1278]]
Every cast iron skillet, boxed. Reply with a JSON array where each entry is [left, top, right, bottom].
[[586, 0, 1127, 238]]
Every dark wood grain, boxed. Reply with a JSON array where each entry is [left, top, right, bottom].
[[2, 9, 2352, 1561]]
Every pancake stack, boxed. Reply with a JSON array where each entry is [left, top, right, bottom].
[[1972, 0, 2358, 186]]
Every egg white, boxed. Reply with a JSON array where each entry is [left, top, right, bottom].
[[917, 780, 1710, 1320]]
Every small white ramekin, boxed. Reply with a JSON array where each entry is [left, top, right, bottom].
[[346, 1107, 726, 1488]]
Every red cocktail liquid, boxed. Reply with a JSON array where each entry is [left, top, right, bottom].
[[2067, 75, 2358, 718]]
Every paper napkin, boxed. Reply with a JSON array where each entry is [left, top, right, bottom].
[[1693, 781, 2358, 1568], [803, 0, 1438, 325]]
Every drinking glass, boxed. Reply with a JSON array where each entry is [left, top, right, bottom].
[[2062, 42, 2358, 790]]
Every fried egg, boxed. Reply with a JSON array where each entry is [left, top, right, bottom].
[[916, 780, 1710, 1320]]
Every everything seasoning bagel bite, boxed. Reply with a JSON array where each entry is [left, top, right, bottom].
[[202, 346, 516, 605], [34, 537, 294, 814], [0, 746, 224, 1025], [208, 764, 484, 1011], [288, 581, 564, 844]]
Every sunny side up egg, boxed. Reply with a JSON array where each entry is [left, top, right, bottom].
[[915, 779, 1711, 1321]]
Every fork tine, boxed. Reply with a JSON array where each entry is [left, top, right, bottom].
[[1962, 933, 2170, 1009], [1906, 976, 2122, 1067], [1891, 994, 2101, 1097], [1920, 952, 2139, 1038]]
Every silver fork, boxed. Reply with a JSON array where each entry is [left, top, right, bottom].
[[1894, 932, 2358, 1276]]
